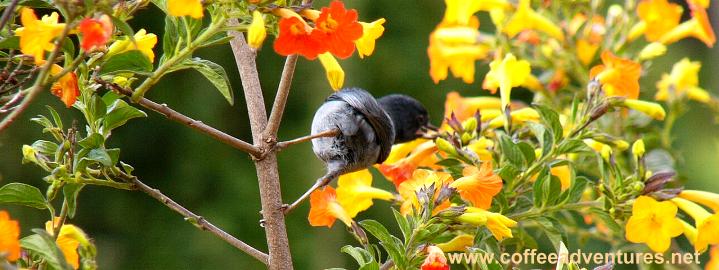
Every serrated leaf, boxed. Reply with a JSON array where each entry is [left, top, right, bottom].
[[102, 99, 147, 132], [100, 50, 153, 75], [0, 183, 47, 209], [63, 184, 84, 218], [21, 230, 72, 270], [561, 176, 589, 204]]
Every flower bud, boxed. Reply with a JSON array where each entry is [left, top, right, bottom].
[[462, 117, 477, 133], [247, 11, 267, 50], [632, 139, 646, 158], [435, 138, 458, 156], [639, 42, 667, 60], [622, 99, 666, 120]]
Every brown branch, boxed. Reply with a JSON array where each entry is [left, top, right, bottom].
[[128, 175, 270, 265], [0, 0, 19, 33], [229, 22, 293, 270], [94, 77, 262, 158], [264, 55, 298, 138], [276, 129, 339, 150]]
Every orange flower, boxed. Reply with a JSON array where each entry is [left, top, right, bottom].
[[49, 64, 79, 107], [634, 0, 683, 41], [659, 3, 715, 47], [308, 186, 352, 228], [0, 211, 21, 262], [421, 245, 449, 270], [311, 1, 363, 59], [397, 169, 453, 215], [443, 92, 502, 122], [378, 141, 438, 187], [78, 15, 113, 51], [707, 246, 719, 270], [449, 162, 502, 209], [273, 17, 326, 60], [45, 220, 90, 270], [589, 51, 641, 99]]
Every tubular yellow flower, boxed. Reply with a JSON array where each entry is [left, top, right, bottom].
[[14, 8, 66, 65], [655, 58, 711, 103], [551, 165, 571, 191], [504, 0, 564, 41], [443, 92, 502, 121], [590, 51, 641, 99], [107, 29, 158, 63], [672, 197, 719, 252], [680, 219, 699, 246], [336, 169, 394, 217], [308, 186, 353, 228], [482, 53, 531, 110], [397, 169, 453, 215], [355, 18, 386, 58], [465, 137, 494, 161], [437, 234, 474, 252], [638, 42, 667, 61], [679, 190, 719, 212], [688, 0, 710, 8], [625, 196, 683, 253], [318, 52, 345, 91], [659, 3, 715, 47], [384, 138, 429, 164], [0, 211, 20, 262], [630, 0, 683, 42], [167, 0, 203, 19], [449, 162, 502, 209], [442, 0, 510, 26], [622, 99, 666, 120], [247, 11, 267, 50], [459, 207, 517, 241], [45, 221, 90, 270], [428, 20, 490, 84], [487, 107, 540, 128], [707, 246, 719, 270]]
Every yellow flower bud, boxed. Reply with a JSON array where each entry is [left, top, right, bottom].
[[639, 42, 667, 60], [435, 138, 457, 156], [622, 99, 666, 120], [247, 11, 267, 50], [318, 53, 344, 91], [632, 139, 645, 158]]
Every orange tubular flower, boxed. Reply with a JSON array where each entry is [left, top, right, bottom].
[[378, 141, 438, 187], [631, 0, 683, 42], [0, 211, 21, 262], [421, 246, 450, 270], [308, 186, 352, 228], [659, 3, 715, 47], [274, 16, 326, 60], [589, 51, 641, 99], [708, 246, 719, 270], [312, 1, 363, 59], [14, 8, 66, 64], [449, 162, 502, 209], [397, 169, 454, 215], [78, 15, 113, 51], [49, 64, 79, 107], [443, 92, 502, 121]]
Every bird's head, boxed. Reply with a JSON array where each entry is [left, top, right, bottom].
[[378, 94, 434, 144]]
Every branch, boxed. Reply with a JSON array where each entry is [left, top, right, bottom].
[[0, 0, 19, 33], [126, 174, 269, 265], [94, 77, 263, 158], [264, 55, 298, 137], [276, 129, 339, 150], [229, 21, 294, 270]]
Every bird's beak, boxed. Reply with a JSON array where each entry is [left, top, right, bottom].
[[424, 123, 439, 131]]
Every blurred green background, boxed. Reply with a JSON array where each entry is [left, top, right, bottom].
[[1, 1, 719, 269]]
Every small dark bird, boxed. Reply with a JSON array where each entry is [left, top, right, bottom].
[[285, 88, 432, 212]]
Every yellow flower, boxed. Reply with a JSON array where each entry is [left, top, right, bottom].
[[551, 165, 571, 191], [679, 190, 719, 212], [45, 221, 91, 270], [504, 0, 564, 41], [442, 0, 510, 26], [397, 169, 453, 215], [0, 211, 21, 262], [167, 0, 203, 19], [458, 207, 517, 241], [428, 21, 490, 84], [465, 137, 494, 161], [576, 39, 600, 66], [638, 42, 667, 61], [437, 234, 474, 252], [655, 58, 711, 103], [672, 197, 719, 252], [632, 139, 646, 158], [589, 51, 641, 99], [308, 186, 353, 228], [14, 8, 66, 65], [383, 138, 429, 164], [336, 169, 394, 217], [356, 18, 386, 58], [247, 11, 267, 50], [659, 3, 715, 47], [621, 99, 666, 120], [318, 52, 344, 91], [378, 141, 439, 187], [449, 162, 502, 209], [482, 53, 531, 110], [443, 92, 502, 122], [707, 246, 719, 270], [625, 196, 683, 253], [487, 107, 539, 128], [629, 0, 683, 42], [107, 29, 158, 63]]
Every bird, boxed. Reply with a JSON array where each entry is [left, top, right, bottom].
[[284, 88, 432, 212]]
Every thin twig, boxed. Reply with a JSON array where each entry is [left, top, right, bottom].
[[0, 0, 19, 33], [264, 55, 298, 138], [127, 175, 270, 265], [379, 260, 394, 270], [276, 129, 339, 150], [94, 77, 263, 158]]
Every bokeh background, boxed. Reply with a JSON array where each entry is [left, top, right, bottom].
[[1, 1, 719, 269]]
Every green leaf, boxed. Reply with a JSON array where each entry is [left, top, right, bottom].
[[557, 139, 590, 154], [100, 50, 153, 75], [534, 217, 567, 250], [561, 176, 589, 204], [31, 140, 58, 155], [176, 58, 234, 105], [392, 209, 411, 243], [544, 175, 562, 206], [532, 168, 549, 207], [88, 94, 107, 121], [499, 134, 524, 168], [109, 15, 135, 42], [161, 15, 179, 59], [341, 245, 378, 270], [87, 149, 112, 166], [516, 142, 536, 164], [21, 230, 73, 270], [47, 105, 64, 131], [102, 99, 147, 132], [0, 183, 47, 209], [359, 220, 405, 268], [0, 36, 19, 49], [434, 158, 461, 167], [78, 133, 105, 149], [4, 0, 53, 8], [589, 207, 622, 234], [63, 184, 84, 218], [534, 104, 563, 143], [61, 38, 75, 60]]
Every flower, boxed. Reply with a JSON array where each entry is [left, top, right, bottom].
[[167, 0, 203, 19], [458, 207, 517, 240], [486, 107, 540, 128], [336, 169, 394, 217], [679, 190, 719, 212], [551, 164, 571, 191], [436, 234, 474, 252], [107, 29, 158, 63], [428, 21, 489, 84], [45, 221, 91, 270], [274, 16, 325, 60], [672, 197, 719, 252], [441, 0, 510, 26], [14, 8, 66, 64], [443, 92, 502, 122], [422, 245, 449, 270], [629, 0, 683, 42], [655, 58, 711, 103], [78, 15, 113, 51], [378, 140, 439, 187], [318, 52, 344, 91], [659, 3, 715, 47], [48, 63, 79, 108], [625, 196, 683, 253], [311, 1, 363, 59], [355, 18, 385, 58], [247, 11, 267, 50], [589, 51, 641, 99], [0, 211, 20, 262], [707, 246, 719, 270], [465, 137, 494, 161], [482, 53, 531, 110], [621, 99, 666, 120], [449, 162, 502, 209], [638, 42, 667, 61], [504, 0, 564, 41], [383, 138, 428, 164], [397, 169, 453, 215], [308, 186, 352, 227]]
